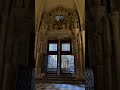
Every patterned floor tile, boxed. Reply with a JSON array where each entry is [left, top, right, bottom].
[[36, 83, 85, 90]]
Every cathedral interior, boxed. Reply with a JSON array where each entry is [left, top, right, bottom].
[[0, 0, 120, 90]]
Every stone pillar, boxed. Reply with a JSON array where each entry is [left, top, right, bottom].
[[0, 16, 8, 90], [0, 0, 11, 87], [2, 61, 17, 90], [81, 30, 85, 65], [35, 38, 43, 79], [94, 4, 106, 90], [1, 10, 17, 90], [94, 33, 105, 90], [2, 62, 11, 90], [78, 33, 84, 80], [87, 34, 95, 67], [35, 52, 41, 78], [103, 17, 112, 90], [74, 38, 80, 79], [110, 11, 120, 90], [34, 31, 39, 59]]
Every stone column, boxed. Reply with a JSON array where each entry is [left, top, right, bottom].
[[81, 30, 85, 66], [35, 51, 41, 78], [94, 32, 105, 90], [110, 11, 120, 90], [2, 61, 11, 90], [94, 4, 106, 90], [1, 8, 17, 90], [0, 1, 11, 87], [103, 17, 112, 90], [0, 16, 8, 90], [78, 33, 84, 80], [74, 38, 80, 79], [35, 32, 39, 78], [35, 38, 43, 79], [34, 31, 39, 59]]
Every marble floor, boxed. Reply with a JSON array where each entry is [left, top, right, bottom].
[[36, 83, 85, 90]]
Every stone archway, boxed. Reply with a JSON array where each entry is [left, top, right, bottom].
[[35, 6, 85, 80]]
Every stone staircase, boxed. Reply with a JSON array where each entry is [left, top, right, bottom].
[[36, 73, 85, 84]]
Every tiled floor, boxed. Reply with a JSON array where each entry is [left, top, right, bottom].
[[36, 83, 85, 90]]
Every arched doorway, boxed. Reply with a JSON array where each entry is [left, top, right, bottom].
[[35, 6, 85, 80]]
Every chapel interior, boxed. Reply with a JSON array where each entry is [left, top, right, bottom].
[[0, 0, 120, 90]]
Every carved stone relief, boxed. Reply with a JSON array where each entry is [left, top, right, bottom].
[[40, 7, 79, 31]]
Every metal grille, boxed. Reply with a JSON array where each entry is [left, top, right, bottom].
[[85, 68, 94, 90]]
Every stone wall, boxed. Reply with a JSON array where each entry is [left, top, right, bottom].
[[0, 0, 35, 90], [86, 0, 120, 90]]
